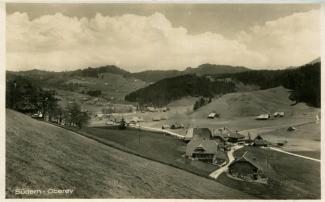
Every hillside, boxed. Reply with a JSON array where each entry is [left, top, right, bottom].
[[190, 86, 318, 119], [6, 109, 253, 199], [125, 74, 236, 106], [215, 61, 321, 107], [126, 60, 320, 107]]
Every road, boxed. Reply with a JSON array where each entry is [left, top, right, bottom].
[[209, 145, 244, 179], [268, 147, 321, 162], [129, 124, 185, 139], [239, 121, 315, 135]]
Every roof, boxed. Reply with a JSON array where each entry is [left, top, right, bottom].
[[229, 149, 276, 177], [189, 140, 219, 155], [213, 127, 245, 139], [192, 128, 212, 140], [186, 128, 218, 156], [253, 135, 269, 146], [257, 114, 269, 119], [184, 128, 194, 141], [229, 151, 262, 170]]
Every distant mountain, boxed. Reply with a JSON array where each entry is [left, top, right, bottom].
[[184, 64, 249, 76], [70, 65, 131, 78], [131, 64, 250, 82]]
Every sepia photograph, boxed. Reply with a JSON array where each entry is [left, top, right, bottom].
[[4, 2, 322, 199]]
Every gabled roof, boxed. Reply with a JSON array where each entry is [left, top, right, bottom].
[[213, 127, 245, 139], [230, 151, 262, 170], [192, 128, 212, 140], [193, 140, 219, 154], [253, 135, 269, 146], [186, 137, 220, 156]]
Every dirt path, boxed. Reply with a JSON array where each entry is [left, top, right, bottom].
[[268, 147, 321, 162], [209, 145, 244, 179], [129, 125, 185, 139]]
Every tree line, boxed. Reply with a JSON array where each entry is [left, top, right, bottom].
[[125, 74, 236, 106], [6, 76, 90, 128], [215, 61, 321, 107]]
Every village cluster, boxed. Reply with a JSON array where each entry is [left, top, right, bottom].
[[184, 127, 271, 183]]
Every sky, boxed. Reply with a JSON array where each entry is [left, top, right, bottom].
[[6, 3, 321, 72]]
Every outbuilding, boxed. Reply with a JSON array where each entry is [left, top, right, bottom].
[[228, 151, 268, 182]]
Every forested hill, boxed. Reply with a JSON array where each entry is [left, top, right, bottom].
[[215, 61, 321, 107], [125, 60, 320, 107], [132, 64, 249, 82], [125, 74, 236, 106]]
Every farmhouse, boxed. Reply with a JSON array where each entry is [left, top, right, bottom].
[[208, 112, 219, 119], [212, 127, 245, 143], [256, 114, 270, 120], [185, 128, 227, 164], [228, 151, 268, 183], [274, 112, 285, 117], [253, 135, 269, 147]]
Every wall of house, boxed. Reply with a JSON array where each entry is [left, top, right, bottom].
[[229, 161, 258, 177]]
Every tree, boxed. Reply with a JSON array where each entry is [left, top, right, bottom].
[[193, 101, 200, 111], [64, 102, 90, 128], [119, 117, 127, 130]]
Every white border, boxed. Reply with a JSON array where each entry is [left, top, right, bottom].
[[1, 1, 324, 202]]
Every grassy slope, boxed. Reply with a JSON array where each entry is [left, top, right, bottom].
[[191, 86, 318, 119], [6, 109, 253, 199], [75, 126, 218, 176]]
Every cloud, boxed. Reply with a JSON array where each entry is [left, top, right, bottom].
[[6, 10, 320, 72], [237, 9, 320, 68]]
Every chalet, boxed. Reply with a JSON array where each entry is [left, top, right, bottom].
[[31, 111, 43, 119], [208, 113, 216, 119], [256, 114, 270, 120], [287, 126, 296, 131], [161, 124, 170, 129], [253, 135, 269, 147], [212, 127, 245, 143], [185, 128, 227, 164], [228, 151, 268, 183], [208, 113, 219, 119]]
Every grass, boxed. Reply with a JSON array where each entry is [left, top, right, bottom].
[[217, 146, 320, 199], [72, 126, 218, 176], [6, 109, 254, 199]]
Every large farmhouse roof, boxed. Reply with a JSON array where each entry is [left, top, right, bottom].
[[230, 149, 276, 177], [230, 151, 262, 170], [186, 128, 219, 156]]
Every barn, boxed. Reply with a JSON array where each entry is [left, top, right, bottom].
[[253, 135, 269, 147], [212, 127, 245, 143], [228, 151, 268, 183], [185, 128, 227, 164], [256, 114, 270, 120]]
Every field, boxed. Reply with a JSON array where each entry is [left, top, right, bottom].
[[217, 146, 320, 199], [73, 126, 219, 176], [6, 109, 254, 199], [120, 87, 320, 157]]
